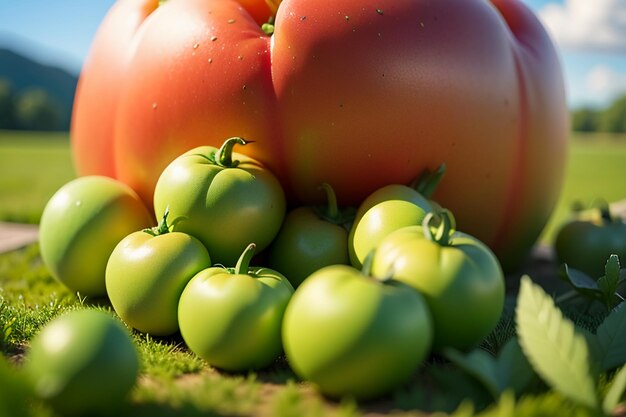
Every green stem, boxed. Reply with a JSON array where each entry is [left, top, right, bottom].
[[410, 163, 446, 198], [215, 137, 250, 168], [319, 183, 339, 220], [422, 210, 455, 246], [143, 206, 172, 236], [361, 250, 375, 277], [235, 243, 256, 275]]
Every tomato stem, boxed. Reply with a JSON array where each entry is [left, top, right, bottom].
[[410, 163, 446, 198], [215, 137, 250, 168], [235, 243, 256, 275], [264, 0, 282, 17], [319, 183, 339, 220], [360, 250, 375, 277], [262, 16, 275, 36], [422, 210, 456, 246], [143, 206, 172, 236]]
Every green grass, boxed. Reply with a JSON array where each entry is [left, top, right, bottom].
[[0, 130, 76, 224]]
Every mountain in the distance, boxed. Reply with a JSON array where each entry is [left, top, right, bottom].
[[0, 48, 79, 130]]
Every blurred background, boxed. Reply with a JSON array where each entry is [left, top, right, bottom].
[[0, 0, 624, 242]]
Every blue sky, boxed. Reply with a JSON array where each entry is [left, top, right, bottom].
[[1, 0, 625, 110]]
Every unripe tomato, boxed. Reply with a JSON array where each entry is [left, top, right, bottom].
[[282, 260, 432, 399], [178, 244, 294, 371], [555, 203, 626, 278], [153, 137, 285, 266], [23, 309, 139, 416], [371, 211, 505, 351], [39, 176, 152, 297], [268, 183, 354, 287], [106, 210, 212, 335]]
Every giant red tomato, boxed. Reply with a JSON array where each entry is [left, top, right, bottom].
[[71, 0, 567, 269]]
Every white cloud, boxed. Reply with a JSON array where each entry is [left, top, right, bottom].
[[584, 64, 626, 103], [539, 0, 626, 53]]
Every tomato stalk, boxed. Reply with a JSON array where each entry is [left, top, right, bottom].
[[361, 250, 393, 283], [214, 137, 250, 168], [312, 183, 356, 226], [235, 243, 257, 275], [143, 206, 173, 236], [264, 0, 282, 17], [422, 210, 456, 246], [262, 17, 275, 36]]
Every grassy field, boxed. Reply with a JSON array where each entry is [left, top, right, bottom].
[[1, 130, 625, 416], [540, 132, 626, 243], [0, 130, 76, 224]]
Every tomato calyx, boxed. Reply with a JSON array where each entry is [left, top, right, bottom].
[[312, 183, 356, 227], [409, 163, 446, 199], [142, 206, 184, 236], [422, 210, 456, 247]]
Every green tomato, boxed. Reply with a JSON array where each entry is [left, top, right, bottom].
[[348, 165, 444, 268], [555, 203, 626, 278], [23, 309, 139, 416], [268, 183, 354, 287], [178, 244, 294, 371], [350, 199, 432, 269], [153, 137, 286, 266], [39, 176, 152, 297], [106, 210, 212, 335], [0, 355, 31, 417], [371, 211, 505, 351], [282, 261, 433, 400]]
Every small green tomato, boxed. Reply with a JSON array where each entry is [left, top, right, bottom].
[[23, 309, 139, 416], [348, 164, 444, 268], [106, 209, 212, 335], [153, 137, 286, 265], [282, 256, 433, 400], [268, 183, 355, 287], [39, 176, 152, 297], [371, 211, 505, 351], [178, 243, 294, 371]]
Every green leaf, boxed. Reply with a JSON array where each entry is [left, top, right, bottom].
[[597, 254, 621, 309], [558, 264, 602, 299], [443, 348, 501, 398], [515, 276, 599, 409], [495, 337, 536, 396], [596, 302, 626, 371], [603, 365, 626, 414]]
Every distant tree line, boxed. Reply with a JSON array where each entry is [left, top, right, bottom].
[[571, 94, 626, 134], [0, 78, 67, 131]]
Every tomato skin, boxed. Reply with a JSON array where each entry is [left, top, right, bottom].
[[554, 214, 626, 278], [72, 0, 567, 270], [23, 310, 139, 416], [282, 264, 433, 400], [106, 230, 211, 336], [178, 245, 294, 371], [39, 176, 152, 297], [371, 222, 505, 351], [153, 141, 285, 266], [268, 206, 350, 287], [268, 184, 353, 287], [349, 184, 433, 268]]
